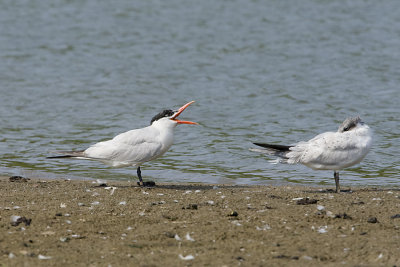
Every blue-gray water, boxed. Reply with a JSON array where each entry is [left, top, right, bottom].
[[1, 0, 399, 187]]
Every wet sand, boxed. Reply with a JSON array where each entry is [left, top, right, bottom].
[[1, 175, 399, 266]]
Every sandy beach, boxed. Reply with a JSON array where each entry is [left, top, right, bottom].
[[1, 175, 399, 266]]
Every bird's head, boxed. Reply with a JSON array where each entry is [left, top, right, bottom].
[[338, 116, 363, 133], [150, 101, 198, 128]]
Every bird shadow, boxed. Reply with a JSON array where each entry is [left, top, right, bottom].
[[96, 182, 253, 191], [304, 187, 400, 194], [91, 180, 400, 193]]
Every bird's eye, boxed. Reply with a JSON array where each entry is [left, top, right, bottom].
[[343, 127, 349, 132]]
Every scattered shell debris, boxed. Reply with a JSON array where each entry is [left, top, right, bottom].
[[1, 177, 399, 266], [104, 186, 117, 195], [206, 200, 215, 205], [174, 234, 182, 241], [231, 220, 242, 226], [302, 255, 313, 261], [179, 254, 194, 261], [312, 225, 328, 234], [317, 226, 328, 234], [60, 237, 70, 242], [41, 231, 55, 236], [185, 233, 195, 242], [38, 255, 52, 260], [256, 224, 271, 231]]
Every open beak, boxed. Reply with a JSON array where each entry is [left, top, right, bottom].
[[171, 101, 198, 125]]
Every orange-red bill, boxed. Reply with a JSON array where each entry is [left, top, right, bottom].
[[171, 101, 198, 124], [175, 120, 198, 125]]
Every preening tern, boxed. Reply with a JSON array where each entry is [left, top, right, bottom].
[[252, 116, 372, 192], [48, 101, 198, 186]]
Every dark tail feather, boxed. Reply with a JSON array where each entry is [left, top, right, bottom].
[[251, 142, 291, 160], [253, 143, 291, 152], [46, 151, 85, 159], [47, 155, 76, 159]]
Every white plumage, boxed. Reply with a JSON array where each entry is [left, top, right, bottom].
[[84, 120, 175, 168], [253, 116, 372, 192], [48, 101, 197, 186]]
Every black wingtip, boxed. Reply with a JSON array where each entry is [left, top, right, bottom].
[[253, 142, 291, 151], [46, 150, 85, 159], [46, 155, 76, 159]]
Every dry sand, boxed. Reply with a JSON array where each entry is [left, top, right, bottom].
[[0, 175, 399, 266]]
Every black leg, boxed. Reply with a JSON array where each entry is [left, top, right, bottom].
[[136, 166, 156, 187], [137, 167, 144, 186], [334, 171, 340, 193]]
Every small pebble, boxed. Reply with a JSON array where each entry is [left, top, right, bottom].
[[164, 232, 175, 238], [228, 211, 238, 217], [296, 198, 318, 205], [183, 204, 198, 210], [367, 217, 378, 223]]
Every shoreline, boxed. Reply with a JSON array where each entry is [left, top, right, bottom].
[[1, 175, 399, 266]]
